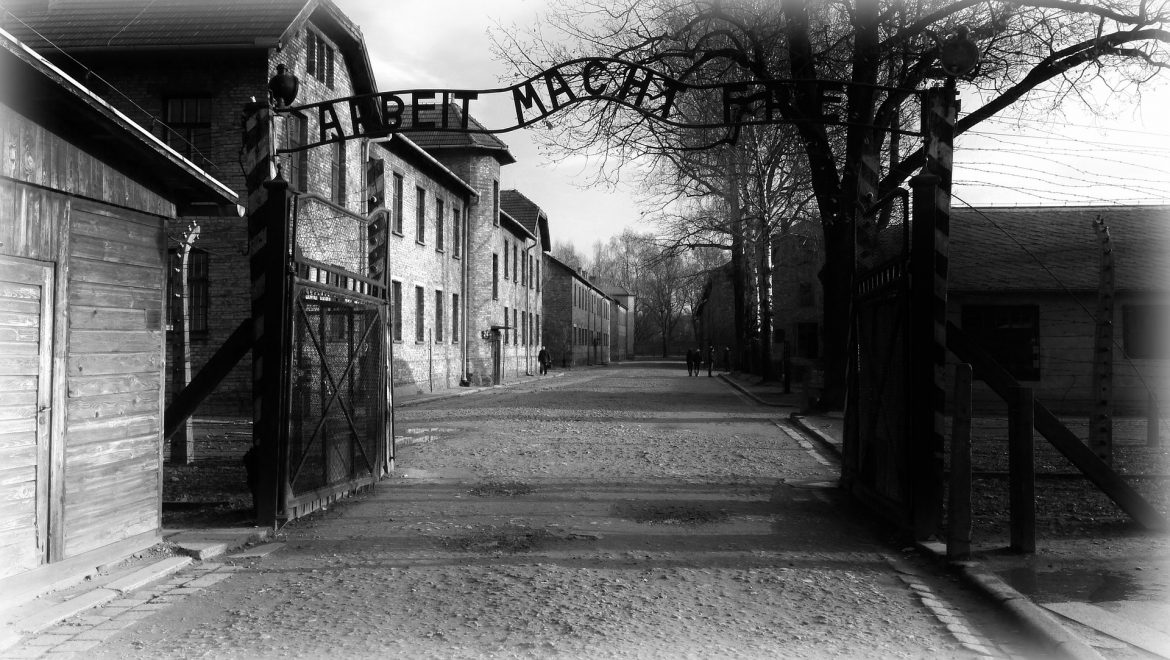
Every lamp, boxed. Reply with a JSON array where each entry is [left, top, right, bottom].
[[268, 64, 299, 108]]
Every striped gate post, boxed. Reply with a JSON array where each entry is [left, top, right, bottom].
[[242, 101, 292, 526], [364, 157, 393, 472], [908, 83, 957, 539]]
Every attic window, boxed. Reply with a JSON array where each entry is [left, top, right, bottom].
[[306, 30, 335, 89]]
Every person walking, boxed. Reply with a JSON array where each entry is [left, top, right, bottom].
[[685, 348, 694, 376], [706, 343, 715, 377], [538, 346, 551, 375]]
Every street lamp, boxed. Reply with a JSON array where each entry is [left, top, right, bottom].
[[939, 26, 980, 78]]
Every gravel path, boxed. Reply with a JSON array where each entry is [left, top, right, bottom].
[[28, 364, 1042, 659]]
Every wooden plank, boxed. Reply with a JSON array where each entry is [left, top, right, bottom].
[[0, 394, 38, 418], [64, 460, 159, 495], [1044, 602, 1170, 658], [69, 280, 162, 310], [71, 203, 165, 236], [0, 325, 40, 342], [0, 417, 36, 435], [0, 305, 41, 324], [68, 327, 161, 351], [0, 428, 37, 449], [0, 465, 34, 488], [0, 443, 35, 466], [0, 355, 38, 374], [68, 351, 160, 376], [0, 340, 38, 356], [0, 280, 42, 299], [65, 513, 157, 559], [65, 413, 157, 445], [0, 509, 35, 533], [66, 391, 157, 424], [49, 201, 68, 562], [0, 479, 34, 502], [69, 306, 148, 331], [67, 372, 159, 398], [65, 489, 158, 523], [65, 435, 156, 463], [70, 233, 164, 269], [70, 258, 161, 290]]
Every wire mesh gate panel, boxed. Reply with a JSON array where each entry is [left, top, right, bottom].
[[282, 195, 390, 519]]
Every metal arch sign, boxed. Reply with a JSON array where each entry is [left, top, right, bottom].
[[274, 56, 920, 153]]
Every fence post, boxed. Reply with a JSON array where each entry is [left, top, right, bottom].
[[948, 363, 973, 560], [1008, 386, 1036, 553]]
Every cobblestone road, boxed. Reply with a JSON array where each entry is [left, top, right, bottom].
[[6, 363, 1043, 659]]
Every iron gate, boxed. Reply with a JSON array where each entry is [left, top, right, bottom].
[[281, 194, 391, 519], [845, 192, 913, 526]]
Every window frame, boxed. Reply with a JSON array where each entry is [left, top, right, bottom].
[[434, 289, 444, 343], [391, 173, 404, 235], [435, 198, 445, 252], [415, 285, 425, 343], [415, 187, 427, 244], [390, 280, 403, 342]]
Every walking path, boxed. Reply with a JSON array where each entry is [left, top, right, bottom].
[[0, 361, 1163, 658]]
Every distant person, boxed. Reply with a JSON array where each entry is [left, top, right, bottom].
[[692, 347, 702, 376], [706, 343, 715, 377], [685, 348, 695, 376], [538, 346, 551, 375]]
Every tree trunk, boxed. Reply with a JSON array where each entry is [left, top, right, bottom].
[[727, 148, 748, 373], [819, 217, 853, 409]]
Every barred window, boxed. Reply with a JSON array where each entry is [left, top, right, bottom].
[[306, 30, 335, 88], [162, 96, 212, 163], [392, 173, 404, 234], [415, 187, 426, 243], [415, 286, 425, 342], [390, 281, 403, 342], [434, 290, 444, 342], [167, 248, 209, 334]]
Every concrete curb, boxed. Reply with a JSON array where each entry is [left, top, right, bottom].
[[915, 545, 1105, 660], [395, 371, 568, 408], [717, 373, 792, 408], [788, 414, 843, 459]]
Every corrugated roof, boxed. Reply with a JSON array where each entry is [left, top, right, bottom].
[[949, 205, 1170, 293], [403, 103, 515, 164], [0, 0, 304, 50]]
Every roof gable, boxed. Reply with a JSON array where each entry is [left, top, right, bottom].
[[402, 103, 515, 165], [500, 189, 551, 251], [949, 205, 1170, 293]]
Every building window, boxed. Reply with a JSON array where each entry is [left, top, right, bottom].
[[504, 241, 510, 279], [513, 244, 519, 286], [492, 254, 499, 300], [282, 111, 308, 191], [452, 207, 462, 258], [521, 310, 527, 346], [415, 286, 425, 342], [796, 322, 819, 359], [452, 293, 460, 344], [392, 173, 404, 234], [537, 313, 541, 345], [331, 141, 346, 207], [798, 282, 814, 307], [306, 30, 335, 88], [391, 281, 403, 342], [166, 248, 209, 334], [492, 180, 500, 226], [435, 198, 445, 252], [1123, 305, 1168, 359], [504, 306, 509, 344], [961, 305, 1040, 380], [434, 290, 444, 343], [162, 96, 212, 163], [415, 187, 426, 243], [536, 258, 540, 292], [513, 308, 519, 345]]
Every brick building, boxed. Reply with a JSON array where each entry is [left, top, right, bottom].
[[543, 254, 612, 367], [601, 284, 635, 362], [3, 0, 380, 415], [368, 135, 476, 397]]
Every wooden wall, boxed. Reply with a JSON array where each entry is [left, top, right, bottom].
[[63, 201, 165, 557], [1, 101, 170, 568]]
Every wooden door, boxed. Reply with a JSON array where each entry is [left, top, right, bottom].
[[0, 255, 54, 578]]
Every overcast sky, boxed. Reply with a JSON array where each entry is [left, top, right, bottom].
[[336, 0, 1170, 253]]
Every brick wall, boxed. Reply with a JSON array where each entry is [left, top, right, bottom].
[[371, 140, 471, 397]]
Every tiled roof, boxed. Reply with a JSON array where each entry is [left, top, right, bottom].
[[500, 189, 542, 235], [0, 0, 307, 50], [403, 103, 515, 164], [949, 205, 1170, 293]]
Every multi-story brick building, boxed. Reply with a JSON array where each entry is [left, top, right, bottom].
[[3, 0, 380, 415], [543, 254, 612, 367], [406, 110, 551, 385], [368, 136, 476, 397], [601, 284, 636, 361]]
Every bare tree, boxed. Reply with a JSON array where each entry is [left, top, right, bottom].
[[496, 0, 1170, 406]]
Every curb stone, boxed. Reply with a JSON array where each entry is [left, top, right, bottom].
[[916, 543, 1105, 660]]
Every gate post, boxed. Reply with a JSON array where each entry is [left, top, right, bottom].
[[906, 83, 956, 540], [242, 101, 292, 527]]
